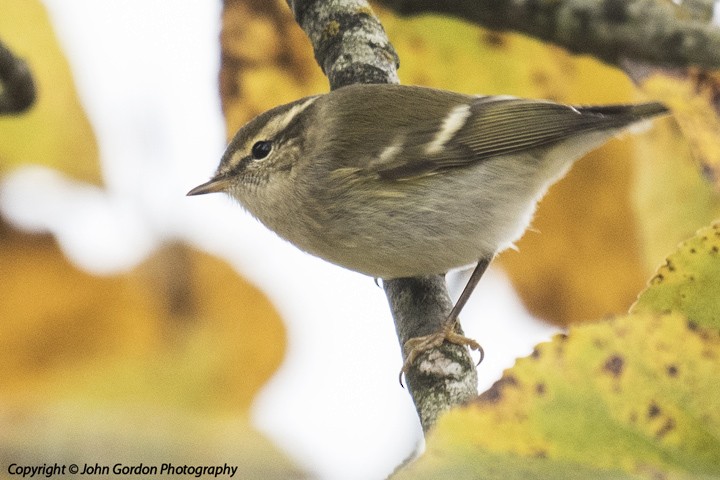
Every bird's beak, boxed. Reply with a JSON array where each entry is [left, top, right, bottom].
[[186, 176, 231, 196]]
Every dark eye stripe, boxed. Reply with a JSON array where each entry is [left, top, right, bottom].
[[228, 155, 253, 176]]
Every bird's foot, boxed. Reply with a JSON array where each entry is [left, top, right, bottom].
[[400, 320, 484, 384]]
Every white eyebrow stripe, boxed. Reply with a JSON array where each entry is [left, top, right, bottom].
[[426, 104, 472, 155], [274, 96, 319, 132]]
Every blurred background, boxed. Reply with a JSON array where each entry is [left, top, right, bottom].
[[1, 1, 716, 479]]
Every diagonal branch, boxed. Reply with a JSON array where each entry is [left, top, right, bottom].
[[374, 0, 720, 70], [286, 0, 479, 432], [385, 276, 479, 430]]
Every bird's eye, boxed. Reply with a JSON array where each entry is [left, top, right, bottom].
[[251, 140, 272, 159]]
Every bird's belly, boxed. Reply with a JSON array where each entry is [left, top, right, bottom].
[[300, 187, 540, 279]]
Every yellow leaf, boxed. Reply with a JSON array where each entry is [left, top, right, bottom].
[[0, 0, 100, 183], [641, 71, 720, 191], [0, 219, 294, 470], [0, 224, 286, 413], [0, 402, 306, 479], [499, 143, 649, 325], [220, 0, 327, 134], [632, 102, 720, 272]]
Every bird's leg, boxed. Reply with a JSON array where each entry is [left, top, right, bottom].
[[446, 256, 492, 326], [401, 256, 492, 375]]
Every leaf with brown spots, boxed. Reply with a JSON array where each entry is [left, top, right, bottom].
[[632, 222, 720, 330], [394, 312, 720, 479], [395, 222, 720, 478], [602, 354, 625, 377]]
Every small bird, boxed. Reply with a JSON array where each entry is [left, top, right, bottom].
[[188, 83, 668, 368]]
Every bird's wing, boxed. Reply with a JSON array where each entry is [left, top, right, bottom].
[[369, 96, 667, 180]]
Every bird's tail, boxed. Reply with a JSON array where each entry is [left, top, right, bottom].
[[577, 102, 669, 124]]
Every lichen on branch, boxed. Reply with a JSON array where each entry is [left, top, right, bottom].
[[287, 0, 400, 88]]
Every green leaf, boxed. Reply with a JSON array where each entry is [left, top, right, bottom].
[[632, 222, 720, 330], [396, 223, 720, 479]]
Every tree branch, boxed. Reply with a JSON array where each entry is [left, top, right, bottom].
[[0, 39, 36, 115], [287, 0, 400, 87], [385, 276, 479, 430], [374, 0, 720, 70], [286, 0, 478, 432]]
